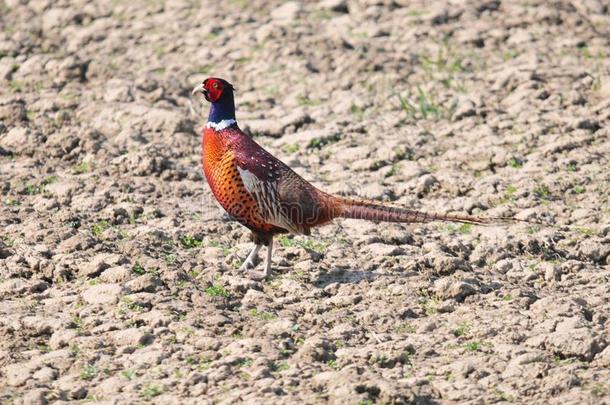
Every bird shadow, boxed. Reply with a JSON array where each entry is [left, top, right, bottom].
[[311, 266, 378, 288]]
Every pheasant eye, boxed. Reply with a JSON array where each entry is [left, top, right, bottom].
[[213, 82, 219, 89]]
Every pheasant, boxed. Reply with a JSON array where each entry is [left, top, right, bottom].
[[193, 77, 492, 278]]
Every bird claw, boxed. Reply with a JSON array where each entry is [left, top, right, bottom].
[[238, 259, 271, 280], [235, 242, 272, 279], [238, 259, 256, 272]]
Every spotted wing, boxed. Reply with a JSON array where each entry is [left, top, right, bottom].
[[237, 166, 306, 234], [234, 138, 324, 234]]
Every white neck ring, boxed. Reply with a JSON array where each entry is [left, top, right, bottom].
[[206, 119, 236, 131]]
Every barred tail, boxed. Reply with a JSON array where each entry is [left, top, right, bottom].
[[336, 198, 492, 225]]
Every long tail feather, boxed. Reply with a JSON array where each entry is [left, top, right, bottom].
[[336, 197, 498, 225]]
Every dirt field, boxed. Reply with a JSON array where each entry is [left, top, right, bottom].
[[1, 0, 609, 403]]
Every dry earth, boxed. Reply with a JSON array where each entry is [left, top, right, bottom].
[[1, 0, 609, 403]]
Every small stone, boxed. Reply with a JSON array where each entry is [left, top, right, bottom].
[[426, 254, 470, 275], [0, 57, 17, 80], [318, 0, 348, 13], [127, 348, 164, 366], [360, 183, 391, 200], [578, 240, 609, 264], [21, 388, 49, 405], [312, 370, 340, 388], [453, 97, 476, 120], [530, 297, 587, 319], [502, 351, 546, 378], [21, 315, 61, 336], [57, 234, 95, 254], [448, 357, 476, 377], [49, 329, 79, 350], [242, 289, 272, 307], [546, 328, 601, 361], [33, 195, 59, 211], [271, 1, 302, 21], [418, 320, 437, 332], [112, 328, 154, 347], [206, 314, 231, 327], [47, 55, 88, 84], [224, 275, 260, 293], [555, 316, 588, 332], [100, 266, 132, 283], [0, 96, 26, 122], [0, 278, 28, 298], [70, 386, 88, 400], [0, 126, 43, 155], [45, 132, 79, 158], [594, 345, 610, 366], [137, 310, 171, 328], [32, 366, 58, 383], [296, 337, 334, 362], [539, 262, 561, 282], [95, 376, 129, 397], [433, 278, 477, 302], [437, 300, 455, 313], [5, 362, 34, 386], [264, 318, 294, 337], [125, 274, 160, 293], [573, 118, 601, 132], [416, 174, 439, 196], [42, 7, 76, 31], [82, 283, 122, 305], [144, 107, 190, 134], [494, 258, 513, 274], [242, 111, 312, 138], [80, 253, 116, 278], [365, 243, 405, 257], [103, 80, 134, 102]]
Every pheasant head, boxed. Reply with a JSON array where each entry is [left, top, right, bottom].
[[192, 77, 234, 102], [192, 77, 236, 127]]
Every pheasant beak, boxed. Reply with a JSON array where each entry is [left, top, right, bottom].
[[191, 83, 209, 101]]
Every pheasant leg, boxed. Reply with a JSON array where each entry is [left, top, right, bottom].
[[239, 243, 262, 271], [263, 237, 273, 278]]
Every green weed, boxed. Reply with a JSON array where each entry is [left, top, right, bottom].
[[533, 185, 551, 200], [180, 235, 204, 249], [270, 362, 289, 374], [455, 322, 470, 337], [249, 308, 277, 321], [296, 96, 320, 106], [141, 384, 163, 399], [205, 284, 230, 298], [397, 86, 456, 121], [74, 161, 91, 174], [396, 322, 416, 334], [42, 175, 58, 185], [282, 143, 300, 154], [464, 341, 481, 352], [507, 158, 523, 168], [132, 262, 146, 275], [24, 184, 42, 195], [81, 364, 98, 381], [277, 235, 296, 247], [306, 133, 341, 150], [91, 220, 110, 237], [423, 298, 438, 316]]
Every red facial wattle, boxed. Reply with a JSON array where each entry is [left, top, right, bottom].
[[204, 79, 223, 102]]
